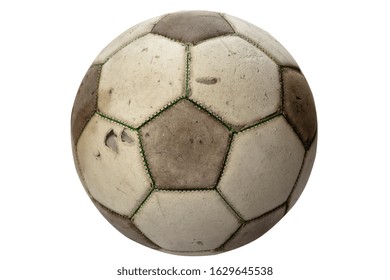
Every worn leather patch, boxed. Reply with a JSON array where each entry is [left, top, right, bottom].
[[283, 68, 317, 149], [140, 100, 230, 189]]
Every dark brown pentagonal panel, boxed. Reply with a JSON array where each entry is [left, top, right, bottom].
[[140, 100, 230, 189], [71, 64, 101, 147], [151, 11, 234, 44], [283, 68, 317, 149], [93, 200, 159, 250]]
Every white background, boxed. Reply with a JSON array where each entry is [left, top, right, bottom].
[[1, 1, 389, 279]]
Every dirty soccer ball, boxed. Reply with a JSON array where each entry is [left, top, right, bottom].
[[71, 11, 317, 255]]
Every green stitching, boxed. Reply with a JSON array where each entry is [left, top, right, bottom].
[[185, 44, 191, 97], [186, 98, 234, 132], [154, 187, 215, 192], [130, 187, 155, 220], [215, 188, 245, 223], [213, 132, 235, 189], [279, 66, 285, 113], [96, 111, 137, 130], [137, 132, 156, 186], [137, 96, 185, 129], [239, 111, 282, 133], [219, 202, 287, 250]]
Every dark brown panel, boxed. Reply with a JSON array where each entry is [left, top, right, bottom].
[[71, 64, 101, 147], [140, 100, 230, 189], [283, 68, 317, 149], [151, 11, 234, 44], [93, 200, 159, 250]]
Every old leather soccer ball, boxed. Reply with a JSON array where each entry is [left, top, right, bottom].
[[71, 11, 317, 255]]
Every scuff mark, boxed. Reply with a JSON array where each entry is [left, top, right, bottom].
[[156, 195, 167, 222], [220, 38, 237, 56], [121, 129, 134, 144], [115, 186, 128, 195], [105, 129, 118, 153], [94, 150, 101, 159], [195, 77, 220, 85]]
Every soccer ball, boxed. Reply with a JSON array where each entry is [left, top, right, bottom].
[[71, 11, 317, 255]]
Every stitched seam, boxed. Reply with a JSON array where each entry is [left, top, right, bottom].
[[153, 189, 216, 194], [191, 32, 236, 46], [282, 112, 309, 149], [216, 188, 245, 223], [213, 132, 235, 189], [281, 65, 302, 73], [239, 111, 282, 133], [246, 202, 287, 223], [215, 133, 246, 223], [218, 13, 236, 33], [137, 132, 156, 186], [130, 188, 155, 220], [217, 223, 245, 250], [154, 187, 214, 192], [138, 96, 185, 129], [279, 66, 285, 113], [161, 248, 214, 254], [94, 64, 103, 119], [218, 202, 288, 250], [185, 44, 192, 97], [186, 98, 234, 132], [96, 111, 138, 130], [151, 13, 170, 30], [307, 128, 318, 151], [149, 31, 190, 45]]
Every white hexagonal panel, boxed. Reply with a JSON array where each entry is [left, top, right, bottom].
[[133, 190, 241, 252], [218, 116, 305, 220], [223, 14, 298, 67], [190, 36, 280, 128], [93, 15, 163, 64], [98, 33, 186, 127], [77, 114, 152, 216]]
